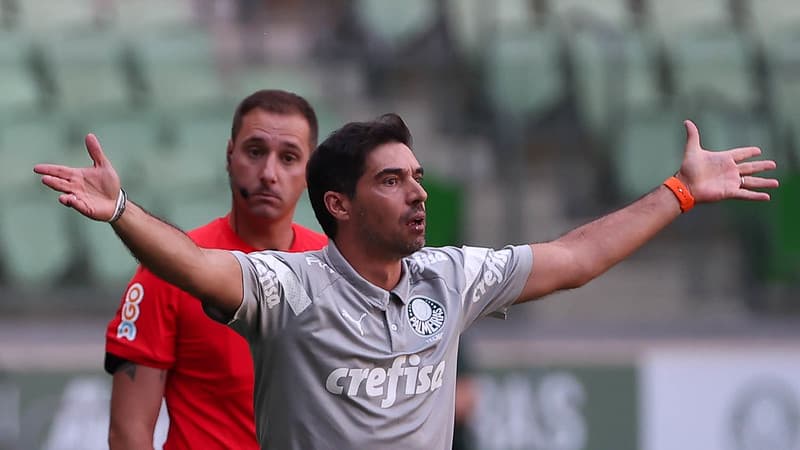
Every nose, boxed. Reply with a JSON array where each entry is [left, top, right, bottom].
[[409, 178, 427, 204], [260, 153, 278, 184]]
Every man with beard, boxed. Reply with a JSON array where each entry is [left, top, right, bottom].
[[36, 113, 777, 449]]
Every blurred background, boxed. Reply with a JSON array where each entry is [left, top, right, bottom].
[[0, 0, 798, 449]]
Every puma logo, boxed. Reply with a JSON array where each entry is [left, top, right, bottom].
[[341, 310, 367, 336]]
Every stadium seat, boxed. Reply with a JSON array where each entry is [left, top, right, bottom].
[[693, 108, 775, 156], [78, 110, 161, 189], [148, 109, 230, 195], [493, 0, 540, 30], [611, 106, 684, 202], [643, 0, 734, 34], [131, 27, 227, 111], [13, 0, 103, 33], [483, 26, 563, 120], [569, 28, 663, 139], [549, 0, 632, 29], [0, 185, 75, 288], [0, 31, 41, 114], [40, 29, 135, 113], [0, 117, 71, 194], [747, 0, 800, 39], [445, 0, 536, 63], [667, 28, 759, 110], [112, 0, 197, 34], [354, 0, 438, 50], [79, 214, 139, 287]]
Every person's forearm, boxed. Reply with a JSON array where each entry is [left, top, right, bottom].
[[556, 185, 681, 285], [110, 201, 207, 296]]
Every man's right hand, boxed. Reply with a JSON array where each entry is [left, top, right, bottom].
[[33, 133, 121, 222]]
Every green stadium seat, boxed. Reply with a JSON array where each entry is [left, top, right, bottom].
[[0, 31, 40, 114], [79, 213, 139, 287], [131, 27, 227, 111], [667, 29, 759, 110], [611, 106, 684, 202], [41, 29, 135, 113], [644, 0, 733, 34], [0, 186, 75, 288], [148, 109, 230, 196], [0, 118, 72, 193], [570, 28, 663, 139], [14, 0, 103, 33], [483, 26, 563, 120], [493, 0, 539, 30], [693, 109, 775, 156], [549, 0, 632, 29], [445, 0, 536, 63], [354, 0, 438, 49], [748, 0, 800, 39], [78, 111, 161, 189], [112, 0, 197, 34]]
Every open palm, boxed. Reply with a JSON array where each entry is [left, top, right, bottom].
[[33, 134, 121, 221], [678, 120, 778, 203]]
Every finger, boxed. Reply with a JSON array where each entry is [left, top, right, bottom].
[[41, 174, 74, 193], [58, 192, 93, 217], [33, 164, 76, 178], [729, 146, 762, 162], [738, 160, 777, 175], [58, 193, 76, 207], [85, 133, 109, 168], [736, 190, 771, 201], [684, 120, 701, 151], [741, 176, 780, 190]]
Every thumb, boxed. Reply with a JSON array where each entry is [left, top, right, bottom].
[[85, 133, 109, 168], [683, 119, 702, 152]]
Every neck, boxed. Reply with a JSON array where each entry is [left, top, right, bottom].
[[229, 207, 295, 251], [334, 234, 403, 291]]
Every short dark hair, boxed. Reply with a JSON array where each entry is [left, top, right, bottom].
[[230, 89, 319, 148], [307, 113, 413, 239]]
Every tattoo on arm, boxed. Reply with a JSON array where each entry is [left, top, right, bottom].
[[120, 361, 137, 381]]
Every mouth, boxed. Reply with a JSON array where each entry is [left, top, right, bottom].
[[406, 213, 426, 232], [252, 192, 280, 201]]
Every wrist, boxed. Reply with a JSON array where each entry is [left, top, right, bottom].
[[108, 188, 128, 223], [663, 176, 694, 213]]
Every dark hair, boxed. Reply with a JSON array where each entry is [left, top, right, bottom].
[[307, 113, 413, 239], [230, 89, 319, 148]]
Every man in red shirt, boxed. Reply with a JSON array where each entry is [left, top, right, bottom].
[[104, 90, 327, 449]]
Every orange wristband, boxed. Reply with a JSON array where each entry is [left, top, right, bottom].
[[663, 176, 695, 213]]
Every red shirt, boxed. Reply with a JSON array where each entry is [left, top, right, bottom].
[[105, 216, 327, 449]]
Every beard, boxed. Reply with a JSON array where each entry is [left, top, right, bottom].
[[356, 209, 425, 258]]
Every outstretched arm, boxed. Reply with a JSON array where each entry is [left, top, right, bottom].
[[516, 120, 779, 303], [33, 134, 243, 315]]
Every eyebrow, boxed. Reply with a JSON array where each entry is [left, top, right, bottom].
[[374, 167, 425, 179], [241, 136, 302, 151]]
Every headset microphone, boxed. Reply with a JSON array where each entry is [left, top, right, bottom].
[[238, 187, 250, 199]]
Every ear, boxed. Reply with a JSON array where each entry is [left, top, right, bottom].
[[324, 191, 350, 221]]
